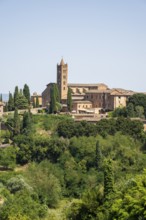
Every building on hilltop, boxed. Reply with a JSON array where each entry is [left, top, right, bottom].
[[42, 58, 135, 113]]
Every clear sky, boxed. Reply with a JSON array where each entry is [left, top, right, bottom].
[[0, 0, 146, 94]]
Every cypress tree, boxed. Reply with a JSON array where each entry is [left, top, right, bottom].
[[23, 84, 30, 104], [4, 102, 8, 112], [54, 84, 60, 103], [19, 89, 23, 95], [15, 94, 28, 109], [96, 140, 102, 170], [13, 108, 21, 135], [33, 99, 36, 108], [0, 94, 2, 102], [67, 87, 72, 112], [104, 159, 114, 199], [36, 96, 39, 108], [14, 86, 19, 107], [50, 85, 57, 113], [8, 92, 14, 111], [22, 111, 32, 134]]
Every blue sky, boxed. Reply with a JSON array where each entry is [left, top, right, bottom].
[[0, 0, 146, 94]]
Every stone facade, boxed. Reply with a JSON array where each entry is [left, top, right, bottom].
[[42, 83, 54, 107], [107, 89, 134, 110], [85, 90, 110, 109], [85, 89, 134, 111], [72, 100, 92, 113], [68, 83, 108, 94], [57, 59, 68, 102]]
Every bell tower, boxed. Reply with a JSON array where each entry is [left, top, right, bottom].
[[57, 58, 68, 102]]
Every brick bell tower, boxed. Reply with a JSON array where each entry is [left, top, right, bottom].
[[57, 58, 68, 102]]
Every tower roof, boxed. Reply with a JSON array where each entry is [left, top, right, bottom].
[[60, 58, 65, 65]]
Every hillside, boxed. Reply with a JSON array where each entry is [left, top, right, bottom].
[[0, 114, 146, 219]]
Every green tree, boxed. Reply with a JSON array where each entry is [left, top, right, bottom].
[[115, 117, 143, 139], [4, 102, 8, 112], [26, 162, 62, 207], [14, 86, 19, 106], [22, 111, 32, 134], [8, 92, 14, 111], [7, 176, 32, 194], [13, 108, 21, 135], [23, 84, 30, 104], [14, 134, 34, 165], [49, 84, 57, 113], [111, 170, 146, 220], [0, 147, 16, 169], [67, 186, 104, 220], [19, 89, 23, 95], [96, 140, 103, 170], [69, 136, 96, 169], [54, 84, 60, 103], [0, 191, 47, 220], [67, 87, 72, 112], [112, 107, 127, 117], [104, 159, 114, 199], [135, 105, 144, 118], [126, 103, 135, 117], [15, 94, 29, 109], [49, 84, 61, 113], [0, 93, 2, 101], [96, 118, 116, 137], [36, 96, 39, 108], [128, 93, 146, 117]]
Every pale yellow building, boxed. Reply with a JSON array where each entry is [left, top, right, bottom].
[[107, 89, 134, 110], [72, 100, 93, 113], [31, 92, 42, 107]]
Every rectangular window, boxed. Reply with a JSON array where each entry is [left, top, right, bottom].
[[63, 87, 66, 90]]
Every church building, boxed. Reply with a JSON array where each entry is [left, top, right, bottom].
[[42, 59, 135, 113]]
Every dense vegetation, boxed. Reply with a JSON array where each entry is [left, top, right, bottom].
[[112, 93, 146, 118], [6, 84, 30, 112], [0, 111, 146, 219]]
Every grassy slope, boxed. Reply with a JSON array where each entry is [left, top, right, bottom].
[[32, 114, 73, 135]]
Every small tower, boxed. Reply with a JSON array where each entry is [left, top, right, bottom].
[[57, 58, 68, 102]]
